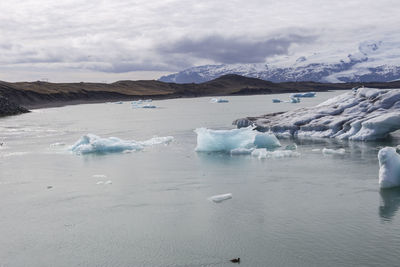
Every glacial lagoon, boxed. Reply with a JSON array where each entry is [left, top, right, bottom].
[[1, 91, 400, 266]]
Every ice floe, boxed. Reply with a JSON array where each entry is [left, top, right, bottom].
[[208, 193, 232, 203], [194, 127, 280, 153], [378, 147, 400, 189], [210, 98, 229, 103], [235, 87, 400, 141], [272, 99, 282, 103], [70, 134, 173, 154], [251, 149, 300, 159], [322, 148, 346, 155], [290, 97, 301, 103]]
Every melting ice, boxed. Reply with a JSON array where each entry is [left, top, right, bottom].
[[70, 134, 173, 154]]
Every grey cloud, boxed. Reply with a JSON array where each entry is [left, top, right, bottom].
[[159, 34, 317, 64]]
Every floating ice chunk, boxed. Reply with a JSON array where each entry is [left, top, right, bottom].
[[143, 99, 152, 102], [142, 104, 157, 108], [194, 127, 280, 152], [230, 148, 254, 155], [290, 97, 301, 103], [378, 147, 400, 189], [93, 174, 107, 178], [210, 98, 229, 103], [311, 148, 321, 152], [322, 148, 345, 155], [291, 92, 316, 98], [138, 136, 174, 146], [104, 180, 112, 185], [96, 181, 104, 185], [70, 134, 174, 154], [114, 101, 123, 104], [272, 99, 282, 103], [285, 143, 297, 151], [208, 193, 232, 203], [251, 149, 300, 159], [50, 142, 66, 147]]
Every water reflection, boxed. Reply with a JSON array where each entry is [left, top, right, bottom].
[[379, 188, 400, 221]]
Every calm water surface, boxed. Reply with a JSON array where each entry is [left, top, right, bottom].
[[1, 92, 400, 267]]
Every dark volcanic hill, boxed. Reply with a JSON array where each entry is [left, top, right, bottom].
[[1, 74, 400, 117]]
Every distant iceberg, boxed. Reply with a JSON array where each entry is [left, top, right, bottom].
[[194, 127, 280, 153], [291, 92, 316, 98], [210, 98, 229, 103], [235, 87, 400, 141], [378, 147, 400, 189], [70, 134, 173, 154], [289, 97, 301, 103], [272, 99, 282, 103]]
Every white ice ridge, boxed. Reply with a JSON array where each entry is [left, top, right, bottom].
[[378, 147, 400, 189], [235, 87, 400, 141], [70, 134, 173, 154], [194, 126, 281, 152], [208, 193, 232, 203]]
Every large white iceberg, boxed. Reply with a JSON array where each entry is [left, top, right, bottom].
[[70, 134, 173, 154], [235, 87, 400, 141], [194, 127, 280, 153], [378, 147, 400, 189]]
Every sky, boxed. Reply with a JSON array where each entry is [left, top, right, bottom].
[[0, 0, 399, 82]]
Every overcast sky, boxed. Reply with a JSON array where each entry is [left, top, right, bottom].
[[0, 0, 399, 82]]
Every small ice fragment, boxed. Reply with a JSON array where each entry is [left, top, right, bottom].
[[210, 98, 229, 103], [322, 148, 345, 155], [96, 181, 104, 185], [114, 101, 123, 104], [311, 148, 321, 152], [50, 142, 66, 147], [104, 180, 112, 185], [378, 147, 400, 189], [208, 193, 232, 203], [93, 174, 107, 178], [251, 149, 300, 159], [290, 97, 301, 103], [272, 99, 281, 103], [285, 143, 297, 151], [142, 104, 156, 108]]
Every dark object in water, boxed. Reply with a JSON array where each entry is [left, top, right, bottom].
[[230, 258, 240, 263]]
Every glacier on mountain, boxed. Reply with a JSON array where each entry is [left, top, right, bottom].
[[159, 41, 400, 83]]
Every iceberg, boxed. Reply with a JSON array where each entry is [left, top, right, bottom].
[[208, 193, 232, 203], [272, 99, 282, 103], [142, 104, 156, 108], [290, 97, 301, 103], [322, 148, 346, 155], [234, 87, 400, 141], [70, 134, 173, 154], [291, 92, 316, 98], [378, 147, 400, 189], [194, 127, 280, 153], [210, 98, 229, 103]]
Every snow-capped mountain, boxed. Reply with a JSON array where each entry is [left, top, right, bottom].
[[159, 41, 400, 83]]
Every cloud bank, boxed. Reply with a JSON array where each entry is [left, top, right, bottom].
[[0, 0, 398, 82]]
